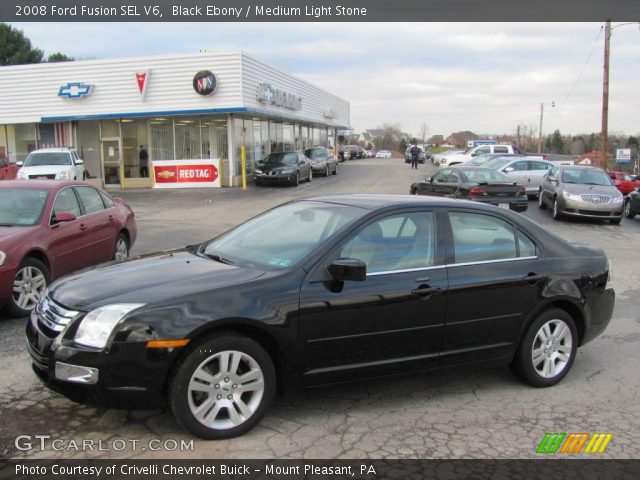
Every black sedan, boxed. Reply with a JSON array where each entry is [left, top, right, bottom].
[[254, 152, 312, 186], [304, 147, 339, 176], [624, 187, 640, 219], [411, 166, 529, 212], [27, 195, 613, 439]]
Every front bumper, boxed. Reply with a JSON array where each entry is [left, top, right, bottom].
[[25, 304, 172, 409], [560, 196, 623, 219], [254, 172, 296, 184]]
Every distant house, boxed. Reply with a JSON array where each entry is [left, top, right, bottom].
[[446, 131, 479, 147]]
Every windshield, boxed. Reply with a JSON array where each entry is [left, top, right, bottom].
[[24, 152, 72, 167], [483, 157, 514, 171], [305, 149, 328, 159], [460, 168, 512, 183], [0, 188, 49, 226], [203, 201, 364, 269], [562, 169, 613, 186], [264, 152, 298, 165]]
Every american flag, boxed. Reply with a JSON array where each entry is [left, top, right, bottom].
[[39, 123, 69, 147]]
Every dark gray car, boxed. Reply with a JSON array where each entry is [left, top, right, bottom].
[[538, 165, 624, 223]]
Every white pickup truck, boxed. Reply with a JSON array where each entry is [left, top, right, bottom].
[[439, 144, 519, 167]]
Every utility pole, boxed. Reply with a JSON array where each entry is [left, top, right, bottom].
[[600, 19, 611, 169], [538, 103, 544, 153]]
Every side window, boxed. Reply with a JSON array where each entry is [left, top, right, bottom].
[[516, 230, 537, 257], [99, 191, 115, 208], [340, 212, 436, 274], [76, 187, 105, 215], [448, 172, 460, 183], [494, 146, 509, 153], [548, 167, 557, 179], [449, 212, 516, 263], [52, 188, 81, 219], [511, 161, 529, 171], [433, 170, 450, 183], [530, 161, 552, 171], [476, 147, 490, 155]]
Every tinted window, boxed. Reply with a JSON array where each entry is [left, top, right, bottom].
[[494, 146, 509, 153], [517, 230, 537, 257], [0, 188, 49, 226], [530, 161, 552, 171], [475, 147, 490, 155], [341, 212, 436, 274], [449, 212, 516, 263], [509, 161, 529, 171], [99, 191, 115, 208], [264, 153, 299, 165], [76, 187, 105, 215], [433, 170, 451, 183], [52, 188, 81, 219]]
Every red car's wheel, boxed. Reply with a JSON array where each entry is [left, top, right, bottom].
[[9, 257, 50, 317]]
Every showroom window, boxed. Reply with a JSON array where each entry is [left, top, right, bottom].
[[120, 119, 149, 178], [13, 124, 38, 161], [149, 118, 174, 161], [175, 117, 201, 160]]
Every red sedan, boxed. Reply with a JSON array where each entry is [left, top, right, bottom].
[[608, 170, 640, 195], [0, 180, 136, 317]]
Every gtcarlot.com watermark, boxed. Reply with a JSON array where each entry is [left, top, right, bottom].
[[15, 435, 194, 452]]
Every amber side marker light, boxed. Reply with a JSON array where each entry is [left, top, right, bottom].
[[146, 339, 190, 348]]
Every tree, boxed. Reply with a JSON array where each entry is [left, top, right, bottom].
[[47, 52, 74, 63], [550, 130, 564, 154], [419, 123, 429, 144], [0, 23, 43, 65], [628, 136, 639, 149]]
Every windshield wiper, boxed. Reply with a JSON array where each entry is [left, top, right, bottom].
[[203, 253, 235, 265]]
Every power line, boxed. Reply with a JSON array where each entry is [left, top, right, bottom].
[[558, 25, 603, 106]]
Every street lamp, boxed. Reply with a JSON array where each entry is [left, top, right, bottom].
[[537, 100, 555, 153]]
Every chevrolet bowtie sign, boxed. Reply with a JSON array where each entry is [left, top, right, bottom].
[[58, 83, 94, 99], [257, 83, 302, 110]]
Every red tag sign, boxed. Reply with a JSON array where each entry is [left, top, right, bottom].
[[154, 164, 218, 184]]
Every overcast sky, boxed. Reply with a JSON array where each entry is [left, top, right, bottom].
[[11, 22, 640, 138]]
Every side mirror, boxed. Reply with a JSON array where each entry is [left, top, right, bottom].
[[328, 258, 366, 282], [425, 176, 432, 183], [53, 211, 77, 224], [74, 159, 84, 165], [16, 161, 24, 167], [504, 167, 514, 173]]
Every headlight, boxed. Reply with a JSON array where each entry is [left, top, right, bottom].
[[254, 169, 263, 174], [0, 250, 6, 266], [56, 170, 73, 180], [74, 304, 145, 349], [16, 170, 27, 180], [563, 192, 581, 200], [281, 168, 294, 174], [613, 195, 624, 203]]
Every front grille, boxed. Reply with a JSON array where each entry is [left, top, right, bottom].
[[28, 174, 56, 179], [36, 294, 79, 337], [580, 194, 612, 204]]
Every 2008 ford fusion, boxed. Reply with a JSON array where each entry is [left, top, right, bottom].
[[27, 195, 614, 439]]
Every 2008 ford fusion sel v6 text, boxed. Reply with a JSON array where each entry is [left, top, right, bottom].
[[26, 195, 614, 439]]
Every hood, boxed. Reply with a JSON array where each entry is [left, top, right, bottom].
[[0, 226, 39, 249], [563, 184, 621, 197], [19, 165, 73, 175], [261, 163, 295, 173], [50, 250, 266, 311]]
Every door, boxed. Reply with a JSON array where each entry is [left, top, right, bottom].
[[502, 160, 530, 191], [527, 161, 554, 194], [73, 186, 117, 265], [299, 210, 447, 385], [440, 210, 546, 365], [102, 139, 121, 186], [47, 187, 87, 277]]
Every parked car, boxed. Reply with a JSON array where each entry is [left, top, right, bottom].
[[27, 194, 614, 439], [483, 157, 555, 198], [608, 171, 640, 195], [404, 146, 426, 164], [440, 144, 520, 167], [432, 149, 464, 166], [16, 148, 87, 181], [357, 146, 367, 159], [0, 180, 136, 317], [624, 187, 640, 219], [410, 166, 528, 212], [254, 152, 312, 187], [376, 150, 392, 158], [304, 147, 338, 177], [538, 166, 624, 223], [342, 145, 359, 160]]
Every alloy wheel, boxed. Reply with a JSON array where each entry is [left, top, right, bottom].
[[187, 350, 265, 430], [531, 319, 573, 379], [114, 237, 129, 261], [13, 266, 47, 311]]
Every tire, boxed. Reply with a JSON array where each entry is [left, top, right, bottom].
[[552, 197, 562, 220], [527, 194, 537, 201], [113, 233, 130, 261], [624, 199, 636, 219], [168, 333, 276, 439], [292, 173, 299, 187], [410, 187, 417, 195], [255, 179, 262, 186], [82, 171, 88, 180], [609, 217, 622, 225], [8, 257, 50, 317], [511, 308, 577, 387], [333, 163, 338, 175], [307, 169, 312, 182], [325, 165, 330, 177], [538, 190, 547, 209]]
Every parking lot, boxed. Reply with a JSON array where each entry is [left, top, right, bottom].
[[1, 156, 639, 459]]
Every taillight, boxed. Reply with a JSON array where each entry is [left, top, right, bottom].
[[468, 186, 487, 196]]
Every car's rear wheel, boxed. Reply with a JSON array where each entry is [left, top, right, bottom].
[[624, 199, 636, 219], [113, 233, 129, 261], [168, 334, 276, 439], [512, 308, 577, 387], [9, 257, 50, 317]]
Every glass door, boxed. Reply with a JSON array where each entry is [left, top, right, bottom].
[[101, 138, 122, 186]]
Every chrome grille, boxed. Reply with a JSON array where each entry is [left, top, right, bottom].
[[580, 194, 612, 204], [29, 174, 56, 179], [36, 294, 79, 333]]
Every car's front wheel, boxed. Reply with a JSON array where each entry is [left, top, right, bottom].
[[9, 257, 50, 317], [552, 197, 562, 220], [538, 190, 547, 209], [333, 163, 338, 175], [624, 199, 636, 219], [168, 334, 276, 439], [511, 308, 577, 387]]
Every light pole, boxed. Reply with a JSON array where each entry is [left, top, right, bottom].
[[537, 101, 555, 154]]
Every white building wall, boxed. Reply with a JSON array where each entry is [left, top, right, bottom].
[[0, 52, 243, 124]]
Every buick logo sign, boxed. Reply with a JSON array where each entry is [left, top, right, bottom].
[[193, 70, 218, 96]]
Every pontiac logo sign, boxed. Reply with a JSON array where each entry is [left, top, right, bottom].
[[135, 69, 151, 100], [193, 70, 218, 96], [257, 83, 302, 110], [58, 82, 94, 99]]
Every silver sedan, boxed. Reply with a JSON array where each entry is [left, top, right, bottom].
[[483, 157, 554, 198]]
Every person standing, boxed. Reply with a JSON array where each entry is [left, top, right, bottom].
[[410, 143, 421, 169], [139, 145, 149, 177]]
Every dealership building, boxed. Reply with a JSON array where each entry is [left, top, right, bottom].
[[0, 51, 350, 188]]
